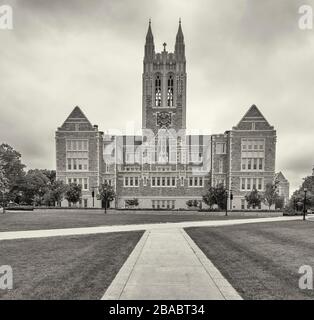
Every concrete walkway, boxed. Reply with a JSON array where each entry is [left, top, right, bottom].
[[102, 228, 242, 300], [0, 216, 300, 241], [0, 215, 301, 300]]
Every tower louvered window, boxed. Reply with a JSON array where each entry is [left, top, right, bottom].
[[155, 75, 162, 107], [167, 75, 174, 107]]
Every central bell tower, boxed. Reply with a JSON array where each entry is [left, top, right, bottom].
[[142, 20, 187, 135]]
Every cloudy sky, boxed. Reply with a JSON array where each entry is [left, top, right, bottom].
[[0, 0, 314, 192]]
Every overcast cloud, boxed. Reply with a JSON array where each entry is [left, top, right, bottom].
[[0, 0, 314, 192]]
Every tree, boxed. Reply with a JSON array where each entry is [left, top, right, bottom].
[[65, 183, 82, 207], [263, 182, 279, 210], [50, 180, 68, 206], [275, 196, 285, 210], [202, 186, 216, 209], [0, 160, 9, 212], [245, 189, 263, 209], [0, 143, 25, 202], [98, 183, 115, 213], [202, 183, 227, 210], [20, 169, 50, 205]]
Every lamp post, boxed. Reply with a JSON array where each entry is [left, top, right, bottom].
[[303, 188, 308, 221], [230, 190, 233, 211], [225, 190, 228, 216]]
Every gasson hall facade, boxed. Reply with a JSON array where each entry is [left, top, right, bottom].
[[56, 21, 282, 210]]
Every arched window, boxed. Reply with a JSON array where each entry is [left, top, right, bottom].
[[167, 75, 174, 107], [155, 75, 162, 107]]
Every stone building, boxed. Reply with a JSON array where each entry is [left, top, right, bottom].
[[274, 172, 290, 206], [55, 21, 278, 210]]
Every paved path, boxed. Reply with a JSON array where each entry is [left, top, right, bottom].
[[102, 228, 241, 300], [0, 216, 300, 241], [0, 216, 301, 300]]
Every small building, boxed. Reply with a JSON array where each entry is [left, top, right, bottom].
[[275, 172, 290, 206]]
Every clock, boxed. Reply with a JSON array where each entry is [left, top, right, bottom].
[[157, 112, 171, 128]]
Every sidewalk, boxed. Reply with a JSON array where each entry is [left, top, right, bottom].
[[0, 216, 300, 241], [102, 228, 242, 300]]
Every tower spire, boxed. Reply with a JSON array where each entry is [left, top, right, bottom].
[[175, 19, 185, 61], [144, 19, 155, 62]]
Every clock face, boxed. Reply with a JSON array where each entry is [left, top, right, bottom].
[[157, 112, 171, 128]]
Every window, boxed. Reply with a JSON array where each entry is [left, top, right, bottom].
[[155, 74, 162, 107], [216, 142, 226, 154], [83, 178, 88, 190], [124, 176, 139, 187], [189, 176, 204, 187], [167, 75, 174, 107], [218, 159, 223, 173], [253, 178, 257, 190], [259, 158, 263, 170], [253, 158, 257, 170], [67, 158, 71, 170], [241, 178, 245, 190], [66, 140, 88, 151], [247, 159, 252, 170], [67, 177, 88, 190], [241, 177, 263, 191], [151, 176, 176, 187], [242, 159, 246, 170]]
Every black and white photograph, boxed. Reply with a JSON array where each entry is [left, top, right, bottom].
[[1, 0, 314, 314]]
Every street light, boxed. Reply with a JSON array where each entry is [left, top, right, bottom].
[[225, 190, 233, 216], [91, 186, 98, 208], [303, 188, 308, 221]]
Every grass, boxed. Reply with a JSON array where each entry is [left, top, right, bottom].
[[0, 209, 282, 232], [186, 220, 314, 300], [0, 231, 143, 299]]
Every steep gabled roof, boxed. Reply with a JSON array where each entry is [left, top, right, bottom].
[[275, 171, 288, 182], [233, 104, 273, 131], [59, 106, 94, 131]]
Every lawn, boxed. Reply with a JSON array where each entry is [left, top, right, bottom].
[[0, 231, 143, 299], [0, 209, 282, 232], [186, 220, 314, 300]]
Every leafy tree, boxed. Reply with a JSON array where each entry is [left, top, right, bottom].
[[263, 182, 279, 210], [65, 183, 82, 207], [20, 169, 50, 205], [245, 189, 263, 209], [50, 180, 68, 206], [275, 196, 285, 210], [202, 183, 227, 210], [98, 182, 115, 213], [0, 143, 25, 202], [40, 170, 56, 185], [0, 160, 9, 212], [202, 186, 216, 209]]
